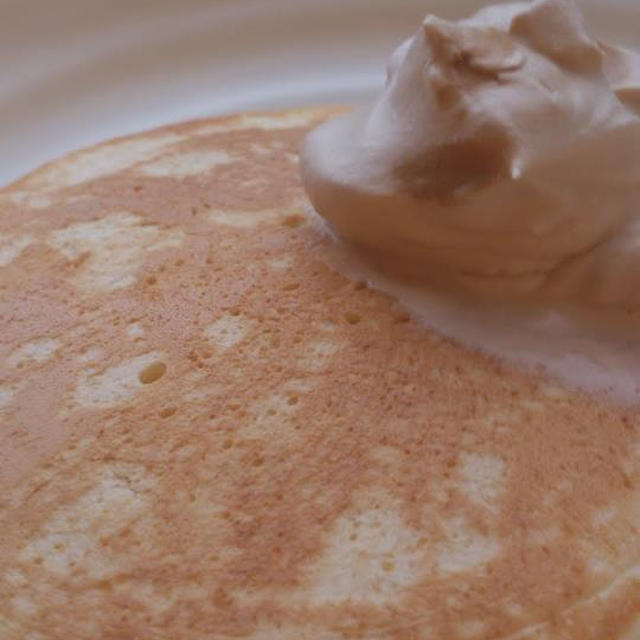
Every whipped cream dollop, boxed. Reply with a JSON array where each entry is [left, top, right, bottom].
[[301, 0, 640, 307]]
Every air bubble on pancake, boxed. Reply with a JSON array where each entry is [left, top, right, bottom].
[[205, 315, 250, 351], [126, 322, 145, 340], [72, 351, 165, 408], [21, 134, 183, 190], [48, 212, 184, 292], [306, 500, 422, 605], [298, 338, 339, 372], [138, 361, 166, 384], [0, 234, 33, 267], [458, 452, 505, 512], [435, 514, 500, 575], [18, 465, 150, 578], [76, 346, 103, 364], [8, 338, 61, 368], [138, 150, 232, 177]]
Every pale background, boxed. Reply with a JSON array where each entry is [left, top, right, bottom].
[[1, 0, 638, 186]]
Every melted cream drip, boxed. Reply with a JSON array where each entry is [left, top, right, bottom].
[[315, 214, 640, 405]]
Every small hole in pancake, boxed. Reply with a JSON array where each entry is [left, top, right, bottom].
[[287, 395, 299, 406], [345, 312, 361, 325], [393, 311, 411, 323], [382, 560, 395, 572], [253, 456, 265, 467], [282, 214, 304, 228], [222, 439, 233, 450], [159, 407, 176, 418], [139, 361, 167, 384], [133, 185, 143, 192]]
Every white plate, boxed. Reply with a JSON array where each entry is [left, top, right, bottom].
[[1, 0, 638, 187]]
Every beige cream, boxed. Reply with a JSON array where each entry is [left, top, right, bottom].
[[301, 0, 640, 307]]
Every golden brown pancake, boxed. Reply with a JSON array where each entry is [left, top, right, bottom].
[[0, 108, 638, 640]]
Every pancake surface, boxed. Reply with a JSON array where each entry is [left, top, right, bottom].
[[0, 108, 638, 640]]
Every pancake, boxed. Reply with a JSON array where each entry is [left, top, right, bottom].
[[0, 107, 638, 640]]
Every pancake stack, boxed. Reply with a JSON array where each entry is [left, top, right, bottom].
[[0, 108, 638, 639]]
